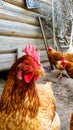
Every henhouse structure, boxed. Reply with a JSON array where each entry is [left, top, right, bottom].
[[0, 0, 72, 71]]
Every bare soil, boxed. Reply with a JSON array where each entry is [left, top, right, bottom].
[[0, 63, 73, 130]]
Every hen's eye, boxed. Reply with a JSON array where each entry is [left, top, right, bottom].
[[25, 63, 28, 65]]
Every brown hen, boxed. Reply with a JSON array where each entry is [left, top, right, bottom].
[[56, 58, 73, 78], [70, 113, 73, 130], [0, 44, 60, 130], [48, 46, 73, 70]]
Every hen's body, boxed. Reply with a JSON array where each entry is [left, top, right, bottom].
[[64, 61, 73, 78], [0, 80, 60, 130], [48, 47, 73, 69], [0, 45, 60, 130], [70, 113, 73, 130], [57, 59, 73, 78]]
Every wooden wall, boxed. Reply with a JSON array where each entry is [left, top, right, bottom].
[[0, 0, 53, 70]]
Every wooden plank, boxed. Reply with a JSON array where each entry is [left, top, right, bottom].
[[40, 50, 48, 62], [40, 50, 47, 57], [0, 48, 17, 71], [4, 0, 26, 8], [0, 13, 39, 26], [0, 2, 52, 38], [0, 36, 53, 50], [3, 0, 51, 13], [0, 6, 39, 25], [0, 30, 43, 38], [0, 19, 43, 38], [0, 19, 51, 38], [0, 36, 45, 50], [0, 1, 46, 19], [4, 0, 51, 7], [0, 61, 15, 71], [0, 49, 17, 53], [0, 19, 40, 30], [0, 53, 17, 63]]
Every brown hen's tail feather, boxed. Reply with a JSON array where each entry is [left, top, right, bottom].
[[51, 112, 60, 130], [70, 113, 73, 130]]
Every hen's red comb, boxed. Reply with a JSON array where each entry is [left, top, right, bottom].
[[24, 43, 40, 62], [61, 58, 67, 67], [61, 58, 66, 63], [48, 46, 53, 51]]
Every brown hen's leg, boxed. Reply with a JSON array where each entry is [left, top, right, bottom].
[[56, 70, 70, 78], [56, 70, 63, 79], [49, 59, 54, 70]]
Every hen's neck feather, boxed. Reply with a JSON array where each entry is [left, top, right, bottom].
[[9, 55, 26, 77], [0, 56, 40, 118]]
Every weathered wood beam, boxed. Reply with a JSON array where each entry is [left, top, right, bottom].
[[0, 19, 51, 38], [3, 0, 26, 8], [0, 13, 39, 26], [0, 61, 15, 71], [0, 53, 17, 62], [0, 19, 42, 38], [1, 0, 49, 18], [0, 48, 17, 71], [0, 36, 53, 50], [0, 49, 17, 54], [3, 0, 51, 12], [0, 30, 43, 38]]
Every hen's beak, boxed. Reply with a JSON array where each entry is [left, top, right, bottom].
[[56, 63, 60, 69], [56, 61, 65, 70], [35, 68, 45, 76], [56, 61, 61, 69]]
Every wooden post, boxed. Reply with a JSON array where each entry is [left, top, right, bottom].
[[38, 16, 54, 69]]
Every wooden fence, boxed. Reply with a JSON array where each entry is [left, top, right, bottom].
[[0, 0, 53, 71]]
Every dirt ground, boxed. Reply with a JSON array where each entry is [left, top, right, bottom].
[[0, 62, 73, 130]]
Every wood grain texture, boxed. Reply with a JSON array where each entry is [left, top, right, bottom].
[[0, 19, 43, 38], [3, 0, 51, 14], [0, 49, 17, 71], [0, 2, 39, 26], [0, 36, 53, 50], [0, 1, 46, 18], [0, 61, 15, 71], [0, 53, 17, 63], [0, 0, 53, 71]]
